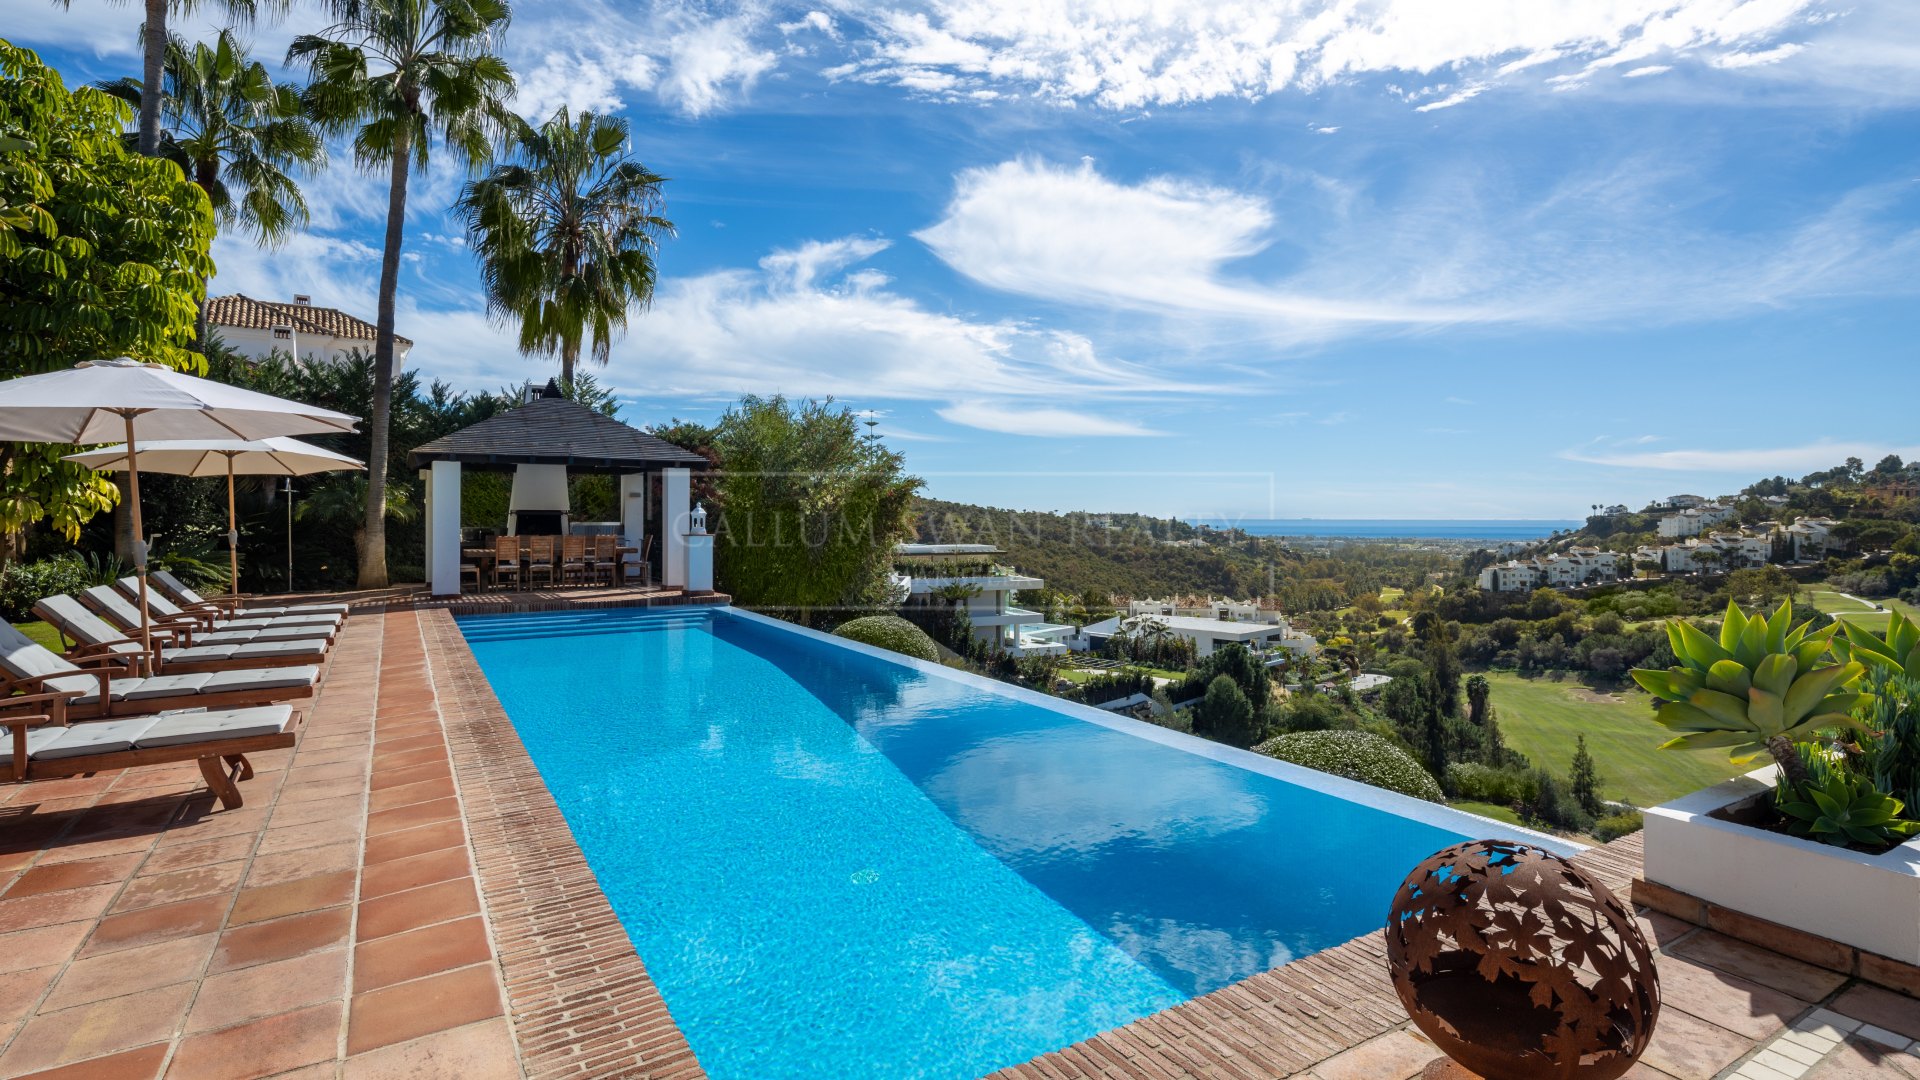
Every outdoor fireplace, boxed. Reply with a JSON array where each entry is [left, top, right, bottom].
[[511, 510, 564, 535]]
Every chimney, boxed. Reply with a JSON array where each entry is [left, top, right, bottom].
[[293, 294, 311, 306]]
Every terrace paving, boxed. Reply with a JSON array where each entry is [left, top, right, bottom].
[[0, 594, 1913, 1079]]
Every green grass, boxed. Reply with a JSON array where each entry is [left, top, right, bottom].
[[1449, 800, 1524, 826], [1803, 588, 1918, 634], [13, 620, 64, 654], [1481, 670, 1750, 807], [1058, 665, 1186, 685]]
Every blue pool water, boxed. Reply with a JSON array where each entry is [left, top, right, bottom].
[[459, 607, 1523, 1080]]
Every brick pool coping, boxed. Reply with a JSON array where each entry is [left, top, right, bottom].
[[2, 596, 1918, 1078]]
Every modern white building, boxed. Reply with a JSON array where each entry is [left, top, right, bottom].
[[894, 543, 1071, 656], [1657, 503, 1736, 539], [205, 294, 412, 368], [1635, 530, 1777, 574], [1478, 548, 1622, 592], [1075, 612, 1317, 662], [1784, 517, 1843, 560], [1125, 595, 1290, 624]]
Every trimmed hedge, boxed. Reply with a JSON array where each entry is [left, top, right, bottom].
[[1255, 730, 1444, 802], [832, 615, 940, 662]]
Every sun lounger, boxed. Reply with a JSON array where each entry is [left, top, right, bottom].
[[3, 699, 296, 809], [0, 622, 318, 719], [149, 569, 349, 619], [33, 596, 329, 673], [81, 586, 334, 647], [113, 578, 341, 632]]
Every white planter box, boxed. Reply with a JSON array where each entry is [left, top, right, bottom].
[[1644, 766, 1920, 964]]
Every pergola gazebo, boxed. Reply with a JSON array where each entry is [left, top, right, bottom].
[[408, 386, 710, 598]]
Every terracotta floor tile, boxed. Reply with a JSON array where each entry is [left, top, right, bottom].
[[1308, 1028, 1440, 1080], [0, 965, 62, 1025], [165, 1001, 343, 1080], [369, 744, 443, 771], [367, 760, 451, 793], [81, 895, 228, 957], [9, 1042, 170, 1080], [31, 832, 157, 866], [364, 798, 460, 838], [0, 885, 118, 935], [110, 860, 245, 914], [1832, 983, 1920, 1041], [279, 777, 370, 805], [227, 870, 357, 927], [362, 820, 465, 867], [153, 807, 270, 845], [0, 983, 193, 1077], [2, 854, 144, 900], [0, 921, 92, 975], [136, 833, 255, 875], [1669, 931, 1851, 1003], [269, 794, 364, 830], [41, 933, 217, 1012], [342, 1017, 520, 1080], [359, 848, 468, 901], [283, 760, 369, 785], [353, 916, 492, 995], [1807, 1037, 1920, 1078], [1657, 956, 1808, 1041], [346, 964, 502, 1056], [209, 906, 352, 973], [355, 877, 479, 941], [187, 948, 348, 1034], [245, 841, 357, 889], [255, 816, 363, 856], [1637, 1006, 1755, 1080], [367, 776, 457, 815]]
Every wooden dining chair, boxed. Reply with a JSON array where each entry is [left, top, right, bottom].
[[492, 536, 523, 590], [526, 535, 557, 588], [589, 535, 617, 586], [561, 535, 589, 587]]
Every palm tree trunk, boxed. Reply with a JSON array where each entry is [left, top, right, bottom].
[[193, 161, 217, 352], [359, 135, 409, 589], [1768, 735, 1810, 790], [137, 0, 166, 156]]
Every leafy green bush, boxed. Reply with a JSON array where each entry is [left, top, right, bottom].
[[1070, 669, 1155, 706], [1445, 762, 1539, 806], [1592, 810, 1644, 843], [0, 553, 97, 621], [832, 615, 939, 662], [1256, 730, 1443, 802], [1193, 674, 1266, 748]]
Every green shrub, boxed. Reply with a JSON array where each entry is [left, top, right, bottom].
[[1256, 730, 1444, 802], [0, 553, 96, 622], [1592, 810, 1644, 843], [832, 615, 939, 662], [1445, 762, 1539, 805]]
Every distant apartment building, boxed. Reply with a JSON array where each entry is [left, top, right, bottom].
[[1660, 494, 1711, 510], [893, 543, 1071, 656], [206, 294, 412, 367], [1639, 531, 1773, 574], [1656, 503, 1736, 539], [1076, 604, 1317, 661], [1784, 518, 1844, 560], [1477, 548, 1622, 593]]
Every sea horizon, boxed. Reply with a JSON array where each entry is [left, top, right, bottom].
[[1185, 518, 1581, 541]]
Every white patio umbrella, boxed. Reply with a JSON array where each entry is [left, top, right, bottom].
[[0, 358, 359, 674], [65, 438, 365, 599]]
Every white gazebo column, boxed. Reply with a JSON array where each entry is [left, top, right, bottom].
[[619, 472, 647, 582], [419, 468, 432, 584], [662, 467, 690, 589], [428, 460, 462, 596]]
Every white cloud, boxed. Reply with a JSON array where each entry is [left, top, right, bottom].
[[913, 157, 1920, 341], [659, 14, 778, 116], [1623, 65, 1673, 78], [1415, 84, 1488, 111], [1711, 43, 1806, 67], [1562, 441, 1920, 472], [935, 402, 1157, 437], [823, 0, 1854, 110]]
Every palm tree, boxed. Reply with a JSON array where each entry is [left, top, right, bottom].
[[97, 29, 325, 343], [455, 106, 671, 386], [290, 0, 514, 588]]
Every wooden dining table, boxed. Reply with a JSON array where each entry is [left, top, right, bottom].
[[458, 540, 646, 588]]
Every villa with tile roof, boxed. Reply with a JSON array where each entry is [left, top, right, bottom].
[[206, 294, 413, 367]]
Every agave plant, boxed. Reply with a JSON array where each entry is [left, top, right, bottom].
[[1833, 610, 1920, 680], [1631, 599, 1867, 786], [1777, 768, 1920, 848]]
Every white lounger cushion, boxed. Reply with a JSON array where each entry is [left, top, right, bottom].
[[42, 666, 318, 705], [214, 613, 340, 630], [195, 626, 331, 646], [2, 706, 293, 764]]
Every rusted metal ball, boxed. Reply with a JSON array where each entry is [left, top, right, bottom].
[[1385, 839, 1660, 1080]]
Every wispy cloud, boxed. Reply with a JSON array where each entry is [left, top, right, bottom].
[[1561, 441, 1920, 472], [936, 402, 1158, 437]]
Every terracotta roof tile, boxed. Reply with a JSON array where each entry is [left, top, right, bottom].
[[205, 294, 413, 348]]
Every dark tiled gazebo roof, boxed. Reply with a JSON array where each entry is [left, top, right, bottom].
[[408, 391, 707, 472]]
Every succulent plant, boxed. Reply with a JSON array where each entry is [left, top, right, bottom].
[[1632, 599, 1867, 785], [1834, 611, 1920, 680], [1776, 769, 1920, 848]]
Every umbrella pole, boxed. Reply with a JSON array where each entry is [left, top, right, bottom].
[[122, 413, 154, 679], [226, 454, 239, 599]]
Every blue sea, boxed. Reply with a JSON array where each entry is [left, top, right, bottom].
[[456, 606, 1527, 1080], [1187, 518, 1580, 541]]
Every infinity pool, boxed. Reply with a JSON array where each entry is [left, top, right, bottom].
[[458, 606, 1557, 1080]]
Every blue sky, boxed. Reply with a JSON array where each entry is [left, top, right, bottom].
[[13, 1, 1920, 520]]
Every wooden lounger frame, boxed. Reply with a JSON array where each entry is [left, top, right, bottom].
[[34, 598, 334, 677], [0, 653, 315, 720], [3, 694, 298, 809]]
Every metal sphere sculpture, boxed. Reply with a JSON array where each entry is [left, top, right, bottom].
[[1385, 840, 1660, 1080]]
